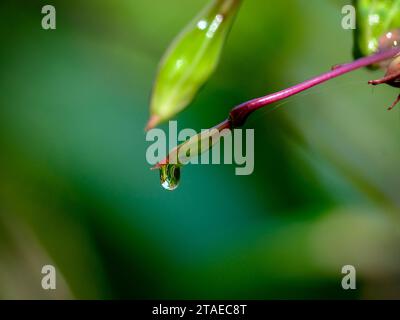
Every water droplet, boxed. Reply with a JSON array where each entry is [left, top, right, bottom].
[[160, 164, 181, 191]]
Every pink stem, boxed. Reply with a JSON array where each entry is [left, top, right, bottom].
[[154, 47, 400, 168], [229, 47, 400, 127]]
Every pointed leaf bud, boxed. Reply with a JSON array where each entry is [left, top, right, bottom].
[[147, 0, 241, 129]]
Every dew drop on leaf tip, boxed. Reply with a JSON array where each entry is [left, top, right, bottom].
[[160, 164, 181, 191]]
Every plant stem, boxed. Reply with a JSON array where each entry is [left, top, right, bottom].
[[156, 47, 400, 168], [227, 46, 400, 128]]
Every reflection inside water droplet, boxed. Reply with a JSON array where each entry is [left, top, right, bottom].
[[160, 164, 181, 191]]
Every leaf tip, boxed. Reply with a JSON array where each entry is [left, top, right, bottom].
[[145, 115, 161, 131]]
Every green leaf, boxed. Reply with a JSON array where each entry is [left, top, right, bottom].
[[353, 0, 400, 67], [147, 0, 241, 129]]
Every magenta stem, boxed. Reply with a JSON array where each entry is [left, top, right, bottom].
[[156, 47, 400, 168], [229, 47, 400, 127]]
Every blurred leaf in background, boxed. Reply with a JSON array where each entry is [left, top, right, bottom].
[[0, 0, 400, 299]]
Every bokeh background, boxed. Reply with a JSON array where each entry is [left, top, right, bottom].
[[1, 0, 400, 299]]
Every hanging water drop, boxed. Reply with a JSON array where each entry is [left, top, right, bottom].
[[160, 164, 181, 191]]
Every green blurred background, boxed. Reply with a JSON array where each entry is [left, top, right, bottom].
[[1, 0, 400, 299]]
